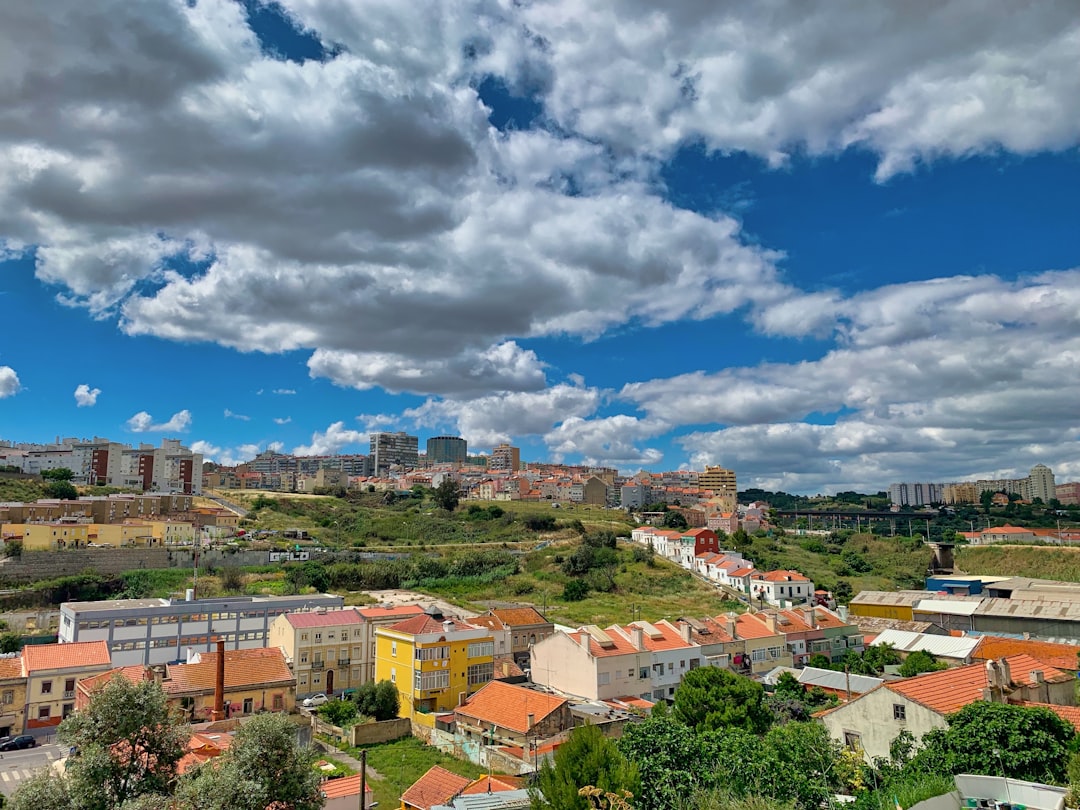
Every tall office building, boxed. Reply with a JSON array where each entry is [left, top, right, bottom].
[[489, 443, 520, 472], [426, 436, 467, 465], [370, 432, 419, 475]]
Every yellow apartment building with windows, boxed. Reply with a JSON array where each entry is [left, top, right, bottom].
[[4, 523, 91, 550], [374, 609, 494, 727], [0, 658, 27, 738]]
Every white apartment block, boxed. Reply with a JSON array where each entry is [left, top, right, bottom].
[[59, 593, 343, 667]]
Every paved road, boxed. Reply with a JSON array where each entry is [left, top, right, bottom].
[[0, 743, 65, 796], [204, 493, 248, 517]]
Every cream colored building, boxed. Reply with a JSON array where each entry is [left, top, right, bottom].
[[698, 466, 737, 511], [269, 604, 426, 698], [22, 640, 113, 738]]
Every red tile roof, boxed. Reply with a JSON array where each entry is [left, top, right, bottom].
[[401, 765, 471, 810], [164, 647, 294, 694], [616, 621, 695, 652], [284, 608, 364, 628], [78, 665, 154, 694], [386, 615, 477, 635], [356, 604, 426, 621], [1022, 702, 1080, 732], [456, 682, 567, 733], [973, 636, 1080, 672], [887, 654, 1070, 715], [732, 613, 781, 640], [0, 657, 25, 680], [320, 774, 374, 800], [490, 607, 549, 627], [461, 775, 527, 795], [24, 640, 111, 673], [567, 628, 638, 658], [762, 570, 810, 582], [177, 731, 233, 775]]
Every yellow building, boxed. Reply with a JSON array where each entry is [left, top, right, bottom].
[[93, 523, 157, 547], [143, 519, 196, 545], [848, 591, 921, 621], [0, 657, 27, 738], [374, 609, 494, 727], [6, 523, 91, 550], [698, 466, 737, 511]]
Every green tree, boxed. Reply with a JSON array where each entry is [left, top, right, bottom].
[[5, 769, 72, 810], [0, 632, 22, 654], [176, 713, 322, 810], [432, 479, 461, 511], [27, 676, 190, 810], [319, 698, 358, 726], [562, 579, 589, 601], [41, 468, 75, 481], [897, 650, 946, 678], [832, 581, 854, 604], [531, 724, 639, 810], [618, 703, 710, 810], [673, 667, 772, 734], [915, 702, 1076, 783], [44, 480, 79, 500], [662, 511, 689, 530]]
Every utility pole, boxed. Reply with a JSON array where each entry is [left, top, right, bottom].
[[360, 748, 367, 810]]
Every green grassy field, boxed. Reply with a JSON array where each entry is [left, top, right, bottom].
[[337, 736, 489, 809], [956, 544, 1080, 581]]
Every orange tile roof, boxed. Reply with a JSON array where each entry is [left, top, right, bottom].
[[387, 615, 477, 635], [605, 696, 656, 710], [401, 765, 471, 810], [461, 775, 527, 795], [0, 657, 25, 680], [1022, 702, 1080, 732], [732, 613, 781, 640], [616, 621, 695, 652], [355, 604, 426, 621], [78, 665, 153, 694], [456, 681, 567, 733], [177, 730, 233, 775], [165, 647, 294, 694], [762, 569, 810, 582], [887, 654, 1071, 715], [284, 608, 364, 629], [469, 615, 507, 632], [320, 774, 374, 800], [567, 629, 638, 658], [24, 640, 111, 673], [973, 636, 1080, 672], [490, 607, 549, 627]]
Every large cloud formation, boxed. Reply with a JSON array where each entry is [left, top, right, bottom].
[[2, 0, 1079, 489]]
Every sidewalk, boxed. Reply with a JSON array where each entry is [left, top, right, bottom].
[[315, 742, 384, 782]]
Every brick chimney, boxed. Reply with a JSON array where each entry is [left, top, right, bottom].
[[211, 637, 226, 721]]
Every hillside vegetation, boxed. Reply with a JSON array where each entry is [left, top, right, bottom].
[[956, 545, 1080, 581]]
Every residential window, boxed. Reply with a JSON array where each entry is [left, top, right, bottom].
[[680, 660, 686, 669], [598, 672, 611, 686], [467, 641, 494, 658], [41, 680, 53, 695], [64, 678, 76, 694], [299, 674, 308, 686], [314, 633, 322, 642], [667, 662, 674, 673], [391, 669, 396, 683], [272, 694, 284, 711], [751, 648, 766, 662], [301, 633, 309, 642], [414, 670, 450, 691], [893, 704, 906, 721], [62, 703, 74, 719], [38, 706, 51, 720], [467, 662, 494, 686], [844, 731, 862, 751], [243, 698, 253, 714], [313, 675, 321, 685], [0, 690, 12, 705], [639, 667, 649, 679], [300, 653, 309, 664], [327, 632, 335, 640], [415, 646, 450, 661], [391, 642, 397, 657], [768, 647, 782, 659]]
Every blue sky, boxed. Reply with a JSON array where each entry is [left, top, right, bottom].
[[1, 1, 1079, 493]]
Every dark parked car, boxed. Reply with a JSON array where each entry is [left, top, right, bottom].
[[0, 735, 36, 751]]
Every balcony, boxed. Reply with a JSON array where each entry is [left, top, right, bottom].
[[63, 690, 76, 699], [338, 659, 350, 667], [311, 661, 324, 670]]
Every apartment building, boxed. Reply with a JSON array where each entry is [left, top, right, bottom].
[[0, 657, 26, 738], [698, 466, 737, 511], [374, 609, 495, 725], [59, 594, 344, 666], [426, 436, 467, 465], [468, 607, 554, 666], [370, 432, 419, 475], [751, 570, 815, 606], [489, 444, 520, 472], [268, 604, 425, 698]]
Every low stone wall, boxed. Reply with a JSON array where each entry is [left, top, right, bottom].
[[312, 716, 410, 747], [0, 548, 271, 584]]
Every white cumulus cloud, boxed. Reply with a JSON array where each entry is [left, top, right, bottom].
[[0, 367, 21, 398], [126, 409, 192, 434], [73, 383, 101, 407]]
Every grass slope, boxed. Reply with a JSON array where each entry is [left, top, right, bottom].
[[956, 545, 1080, 581], [346, 736, 488, 809]]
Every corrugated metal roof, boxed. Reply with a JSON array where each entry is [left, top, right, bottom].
[[914, 599, 981, 616], [872, 629, 979, 659]]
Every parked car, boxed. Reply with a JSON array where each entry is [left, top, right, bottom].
[[302, 693, 328, 708], [0, 735, 36, 751]]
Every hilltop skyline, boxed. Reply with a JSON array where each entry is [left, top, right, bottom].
[[1, 1, 1079, 494]]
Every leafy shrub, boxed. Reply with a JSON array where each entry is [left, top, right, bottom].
[[562, 579, 589, 601]]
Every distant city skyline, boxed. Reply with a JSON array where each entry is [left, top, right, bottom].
[[2, 3, 1079, 494]]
